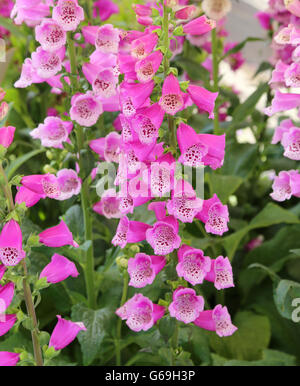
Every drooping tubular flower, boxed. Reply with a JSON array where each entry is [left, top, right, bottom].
[[0, 220, 26, 266], [127, 253, 166, 288], [135, 51, 163, 83], [167, 179, 203, 223], [0, 282, 15, 312], [15, 186, 43, 208], [264, 91, 300, 116], [116, 293, 165, 332], [159, 73, 184, 115], [272, 119, 300, 160], [196, 194, 229, 236], [31, 46, 65, 79], [90, 131, 121, 162], [30, 117, 73, 149], [175, 5, 197, 20], [11, 0, 50, 27], [40, 254, 79, 284], [183, 15, 216, 35], [0, 314, 17, 337], [169, 287, 205, 324], [284, 0, 300, 17], [205, 256, 234, 290], [95, 24, 120, 53], [49, 315, 86, 350], [52, 0, 84, 32], [14, 58, 43, 89], [120, 80, 155, 117], [202, 0, 232, 21], [21, 174, 60, 199], [0, 126, 15, 149], [92, 69, 118, 98], [93, 0, 119, 21], [176, 245, 211, 286], [130, 33, 158, 59], [35, 19, 66, 52], [194, 304, 237, 337], [187, 84, 218, 119], [0, 352, 20, 366], [270, 170, 300, 201], [284, 62, 300, 87], [112, 216, 151, 249], [56, 169, 81, 201], [177, 123, 225, 170], [39, 220, 79, 248], [93, 189, 122, 219], [148, 153, 176, 197], [70, 92, 103, 127]]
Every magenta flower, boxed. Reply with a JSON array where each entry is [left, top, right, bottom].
[[169, 287, 204, 324], [0, 352, 20, 366], [93, 0, 119, 21], [148, 153, 176, 197], [15, 186, 43, 208], [120, 80, 155, 117], [116, 293, 165, 332], [0, 264, 6, 280], [177, 123, 225, 169], [14, 58, 43, 89], [56, 169, 81, 201], [205, 256, 234, 290], [11, 0, 50, 27], [194, 304, 237, 337], [183, 15, 216, 36], [89, 131, 121, 162], [265, 91, 300, 116], [30, 117, 73, 149], [285, 0, 300, 17], [31, 46, 64, 79], [49, 315, 86, 350], [21, 174, 60, 199], [135, 51, 163, 83], [131, 103, 164, 144], [35, 19, 66, 52], [70, 92, 103, 127], [176, 245, 211, 286], [273, 119, 300, 160], [112, 216, 151, 248], [167, 179, 203, 223], [130, 33, 158, 59], [0, 220, 26, 266], [40, 254, 79, 284], [0, 126, 15, 149], [159, 73, 184, 115], [284, 62, 300, 87], [93, 189, 122, 219], [175, 5, 197, 20], [187, 84, 218, 119], [92, 69, 118, 98], [269, 60, 289, 87], [0, 314, 17, 337], [39, 220, 79, 248], [0, 283, 15, 312], [196, 194, 229, 236], [128, 253, 166, 288], [95, 24, 120, 53], [256, 12, 272, 31], [270, 170, 300, 201], [52, 0, 84, 32]]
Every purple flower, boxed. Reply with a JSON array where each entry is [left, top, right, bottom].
[[40, 254, 79, 284], [128, 253, 166, 288], [169, 287, 204, 324]]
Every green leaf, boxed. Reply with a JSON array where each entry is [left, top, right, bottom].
[[206, 174, 243, 203], [208, 311, 271, 361], [0, 16, 24, 38], [71, 304, 113, 365], [176, 57, 210, 83], [221, 37, 263, 61], [62, 205, 84, 241], [221, 142, 258, 178], [5, 149, 45, 180], [273, 279, 300, 320]]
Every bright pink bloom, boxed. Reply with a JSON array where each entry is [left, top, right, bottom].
[[147, 153, 176, 197], [265, 91, 300, 116], [70, 92, 103, 127], [40, 253, 79, 283], [92, 69, 118, 98], [15, 186, 43, 208], [194, 304, 237, 337], [270, 170, 300, 201], [0, 352, 20, 366], [49, 315, 86, 350], [187, 84, 218, 119], [89, 132, 121, 162], [177, 123, 225, 169], [52, 0, 84, 32], [39, 220, 79, 248], [31, 46, 64, 79], [175, 5, 197, 20], [269, 60, 289, 87], [30, 117, 73, 148], [120, 80, 154, 117], [112, 216, 151, 248], [285, 0, 300, 17], [167, 179, 203, 223], [0, 220, 26, 266], [116, 293, 165, 332], [205, 256, 234, 290], [130, 33, 158, 59], [135, 51, 163, 83], [21, 174, 60, 199], [224, 42, 245, 70], [128, 253, 166, 288], [274, 24, 293, 45], [256, 12, 272, 30], [11, 0, 50, 27], [95, 24, 120, 53], [0, 283, 15, 312], [272, 120, 300, 160], [176, 245, 211, 286], [93, 189, 122, 219], [159, 73, 184, 115], [35, 19, 66, 52], [245, 235, 264, 251], [131, 103, 164, 144], [271, 119, 294, 144], [93, 0, 119, 21], [14, 58, 43, 89], [56, 169, 81, 201], [284, 62, 300, 87], [0, 264, 6, 280], [196, 194, 229, 236], [169, 287, 204, 324], [0, 314, 17, 337], [183, 15, 216, 36], [0, 126, 15, 149]]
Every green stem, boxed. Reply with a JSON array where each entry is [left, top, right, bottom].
[[116, 272, 129, 366], [0, 162, 43, 366], [67, 33, 97, 309], [211, 28, 220, 135], [171, 321, 179, 366]]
